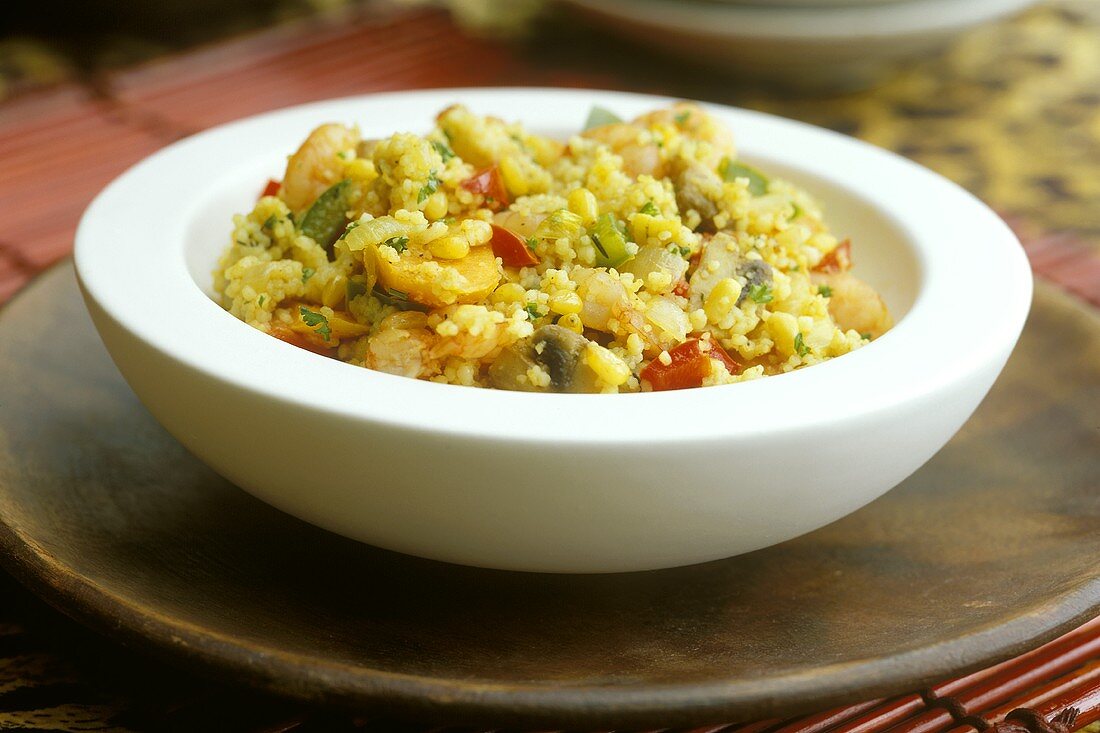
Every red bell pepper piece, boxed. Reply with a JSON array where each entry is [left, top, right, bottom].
[[812, 238, 851, 273], [641, 338, 742, 391], [490, 224, 539, 268], [461, 165, 509, 211], [260, 178, 281, 199]]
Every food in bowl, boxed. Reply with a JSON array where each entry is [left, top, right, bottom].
[[215, 102, 891, 393]]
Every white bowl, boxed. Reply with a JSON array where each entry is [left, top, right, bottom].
[[560, 0, 1041, 90], [75, 88, 1031, 573]]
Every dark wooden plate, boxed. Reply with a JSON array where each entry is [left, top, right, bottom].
[[0, 264, 1097, 729]]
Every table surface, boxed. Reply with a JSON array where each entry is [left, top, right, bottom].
[[0, 0, 1098, 730]]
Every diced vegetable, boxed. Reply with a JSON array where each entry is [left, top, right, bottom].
[[535, 209, 584, 242], [620, 243, 689, 292], [299, 180, 351, 255], [812, 239, 852, 273], [490, 224, 539, 267], [583, 106, 623, 131], [719, 158, 769, 196], [260, 179, 281, 199], [591, 213, 633, 268], [460, 165, 509, 211], [640, 339, 742, 391], [375, 243, 502, 308]]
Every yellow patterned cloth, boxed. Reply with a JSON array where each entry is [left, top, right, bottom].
[[738, 1, 1100, 255]]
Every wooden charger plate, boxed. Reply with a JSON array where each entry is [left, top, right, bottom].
[[0, 265, 1097, 729]]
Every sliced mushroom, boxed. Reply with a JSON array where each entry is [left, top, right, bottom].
[[687, 233, 776, 310], [489, 325, 600, 393], [735, 260, 773, 305], [673, 160, 723, 232]]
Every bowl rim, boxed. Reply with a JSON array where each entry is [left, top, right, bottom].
[[561, 0, 1040, 40], [74, 87, 1032, 445]]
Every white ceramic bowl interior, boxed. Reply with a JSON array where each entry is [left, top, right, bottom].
[[560, 0, 1041, 90], [75, 88, 1031, 573]]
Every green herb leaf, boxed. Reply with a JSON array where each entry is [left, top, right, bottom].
[[431, 140, 455, 163], [524, 302, 543, 320], [417, 171, 439, 204], [674, 110, 691, 125], [373, 286, 429, 312], [346, 278, 369, 302], [748, 283, 774, 304], [299, 180, 351, 254], [338, 220, 360, 241], [719, 158, 769, 196], [257, 295, 266, 307], [679, 246, 692, 257], [640, 201, 660, 216], [262, 215, 277, 230], [301, 267, 315, 284], [790, 202, 803, 220], [299, 306, 332, 342], [525, 237, 539, 251], [583, 106, 623, 131], [818, 285, 833, 298], [794, 332, 809, 357], [384, 236, 409, 254], [861, 332, 873, 341]]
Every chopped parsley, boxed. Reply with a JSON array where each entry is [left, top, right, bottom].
[[674, 110, 691, 125], [748, 283, 774, 304], [794, 332, 809, 357], [524, 302, 544, 320], [338, 220, 360, 241], [257, 295, 266, 307], [431, 140, 455, 163], [417, 170, 439, 204], [384, 236, 409, 254], [525, 237, 539, 251], [299, 306, 331, 342], [301, 267, 315, 284], [818, 284, 833, 297], [262, 215, 277, 230], [861, 333, 873, 341], [639, 201, 660, 216], [679, 246, 692, 257], [373, 286, 429, 312]]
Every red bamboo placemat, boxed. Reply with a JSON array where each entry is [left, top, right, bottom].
[[0, 2, 1097, 731]]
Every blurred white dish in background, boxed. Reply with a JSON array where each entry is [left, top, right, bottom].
[[559, 0, 1041, 90]]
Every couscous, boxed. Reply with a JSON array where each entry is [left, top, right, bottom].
[[215, 102, 892, 393]]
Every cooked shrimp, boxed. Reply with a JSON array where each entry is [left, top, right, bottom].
[[813, 271, 893, 338], [363, 324, 437, 379], [580, 123, 663, 178], [281, 123, 360, 213], [634, 102, 736, 166]]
